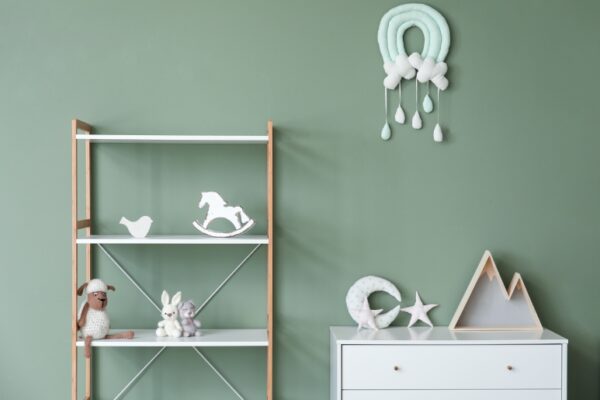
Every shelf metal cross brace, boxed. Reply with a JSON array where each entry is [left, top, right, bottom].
[[94, 243, 263, 400], [97, 243, 262, 315], [195, 244, 262, 317], [193, 347, 245, 400], [97, 244, 161, 312], [108, 347, 244, 400], [112, 347, 166, 400]]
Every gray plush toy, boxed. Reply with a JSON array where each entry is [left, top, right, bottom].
[[178, 300, 202, 337]]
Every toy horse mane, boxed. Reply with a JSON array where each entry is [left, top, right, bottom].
[[201, 191, 227, 207]]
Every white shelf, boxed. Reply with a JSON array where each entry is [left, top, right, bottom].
[[76, 134, 268, 144], [77, 235, 268, 245], [76, 329, 268, 348]]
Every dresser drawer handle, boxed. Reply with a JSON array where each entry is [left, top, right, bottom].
[[393, 365, 400, 372], [506, 365, 513, 371]]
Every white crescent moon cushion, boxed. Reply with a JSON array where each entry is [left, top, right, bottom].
[[346, 276, 402, 329]]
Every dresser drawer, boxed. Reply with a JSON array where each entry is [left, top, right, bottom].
[[342, 389, 562, 400], [342, 344, 562, 390]]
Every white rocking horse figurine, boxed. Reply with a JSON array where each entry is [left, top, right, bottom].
[[192, 191, 255, 238]]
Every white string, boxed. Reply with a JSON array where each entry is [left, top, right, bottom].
[[398, 80, 402, 105], [415, 80, 419, 111], [437, 87, 440, 124], [384, 87, 388, 122]]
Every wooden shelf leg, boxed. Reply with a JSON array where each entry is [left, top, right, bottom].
[[71, 120, 78, 400], [266, 120, 274, 400], [72, 119, 92, 400], [85, 133, 92, 399]]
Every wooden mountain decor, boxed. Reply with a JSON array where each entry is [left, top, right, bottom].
[[449, 250, 542, 331]]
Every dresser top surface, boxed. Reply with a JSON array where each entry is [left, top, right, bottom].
[[330, 326, 567, 344]]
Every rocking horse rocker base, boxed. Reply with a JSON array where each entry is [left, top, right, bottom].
[[193, 219, 255, 238]]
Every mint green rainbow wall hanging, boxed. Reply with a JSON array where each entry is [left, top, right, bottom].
[[378, 3, 450, 142]]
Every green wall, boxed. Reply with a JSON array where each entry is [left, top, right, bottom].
[[1, 0, 599, 398]]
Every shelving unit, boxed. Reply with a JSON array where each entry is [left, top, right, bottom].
[[71, 119, 274, 400]]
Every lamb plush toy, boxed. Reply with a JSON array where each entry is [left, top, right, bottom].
[[77, 279, 134, 358]]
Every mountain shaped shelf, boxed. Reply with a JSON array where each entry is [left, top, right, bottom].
[[449, 250, 542, 331]]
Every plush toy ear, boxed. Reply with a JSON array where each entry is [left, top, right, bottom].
[[107, 285, 116, 291], [77, 283, 88, 296], [161, 290, 169, 307], [171, 291, 182, 306]]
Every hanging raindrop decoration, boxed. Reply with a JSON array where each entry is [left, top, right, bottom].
[[381, 88, 392, 140], [423, 82, 434, 113], [394, 82, 405, 124], [433, 87, 443, 142], [377, 3, 450, 142]]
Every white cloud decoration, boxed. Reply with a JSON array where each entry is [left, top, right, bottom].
[[378, 3, 451, 142]]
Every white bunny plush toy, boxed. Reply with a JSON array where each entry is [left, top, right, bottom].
[[156, 290, 183, 338]]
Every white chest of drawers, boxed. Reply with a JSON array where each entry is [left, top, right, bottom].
[[330, 327, 567, 400]]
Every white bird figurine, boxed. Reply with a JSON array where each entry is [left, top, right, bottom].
[[120, 216, 153, 238]]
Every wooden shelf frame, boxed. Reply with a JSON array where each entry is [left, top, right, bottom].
[[71, 119, 274, 400], [71, 119, 92, 400]]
